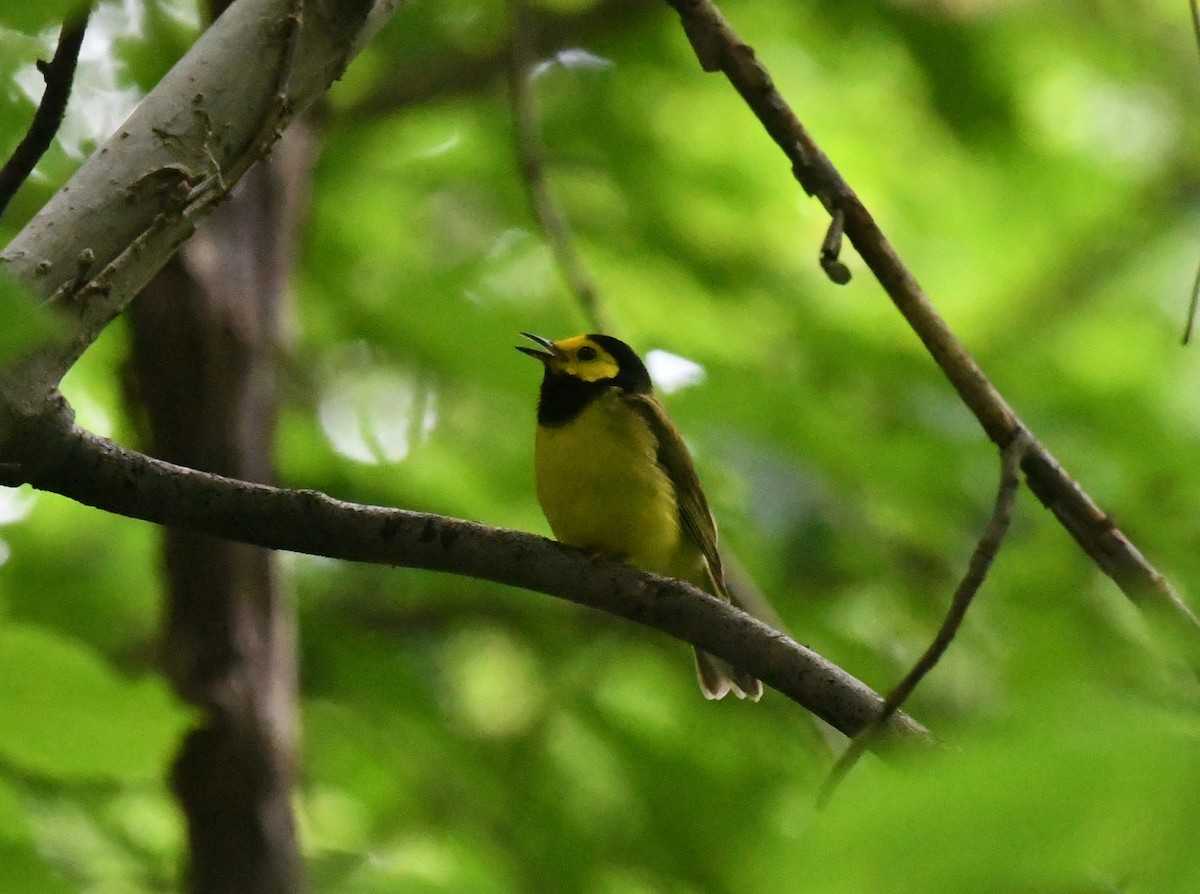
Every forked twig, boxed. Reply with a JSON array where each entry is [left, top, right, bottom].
[[818, 430, 1031, 806]]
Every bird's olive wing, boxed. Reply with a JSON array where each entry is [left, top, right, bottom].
[[625, 394, 728, 600]]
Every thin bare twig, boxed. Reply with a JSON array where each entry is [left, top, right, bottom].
[[818, 431, 1030, 806], [1185, 260, 1199, 345], [508, 3, 611, 334], [1184, 0, 1200, 345], [0, 8, 90, 219], [344, 0, 649, 120], [661, 0, 1200, 667]]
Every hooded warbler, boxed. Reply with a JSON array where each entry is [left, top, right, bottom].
[[518, 332, 762, 701]]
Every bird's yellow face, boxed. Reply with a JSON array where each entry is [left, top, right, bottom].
[[522, 334, 621, 383]]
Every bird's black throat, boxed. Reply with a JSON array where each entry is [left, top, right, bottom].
[[536, 373, 610, 427]]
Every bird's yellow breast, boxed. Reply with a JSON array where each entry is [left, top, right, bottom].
[[535, 390, 684, 575]]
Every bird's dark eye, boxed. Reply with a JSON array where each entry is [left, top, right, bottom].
[[577, 346, 598, 361]]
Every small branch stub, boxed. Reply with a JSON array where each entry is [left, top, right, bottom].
[[820, 207, 851, 285]]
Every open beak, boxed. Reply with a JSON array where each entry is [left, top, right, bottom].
[[516, 332, 559, 363]]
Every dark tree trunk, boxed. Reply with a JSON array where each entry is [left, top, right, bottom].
[[124, 122, 314, 894]]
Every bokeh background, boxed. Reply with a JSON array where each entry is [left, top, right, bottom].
[[2, 0, 1200, 890]]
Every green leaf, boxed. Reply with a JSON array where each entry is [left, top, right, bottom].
[[0, 625, 190, 782]]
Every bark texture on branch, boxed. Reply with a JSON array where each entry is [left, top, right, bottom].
[[8, 410, 929, 747]]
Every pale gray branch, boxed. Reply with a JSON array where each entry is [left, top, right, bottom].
[[0, 0, 402, 418]]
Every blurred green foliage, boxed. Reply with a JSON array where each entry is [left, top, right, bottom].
[[0, 274, 63, 365], [0, 0, 87, 37], [2, 0, 1200, 890]]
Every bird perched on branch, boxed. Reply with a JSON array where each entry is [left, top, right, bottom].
[[518, 332, 762, 701]]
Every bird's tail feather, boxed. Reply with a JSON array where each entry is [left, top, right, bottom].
[[694, 648, 763, 701]]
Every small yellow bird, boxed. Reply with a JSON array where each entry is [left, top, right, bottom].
[[518, 332, 762, 701]]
